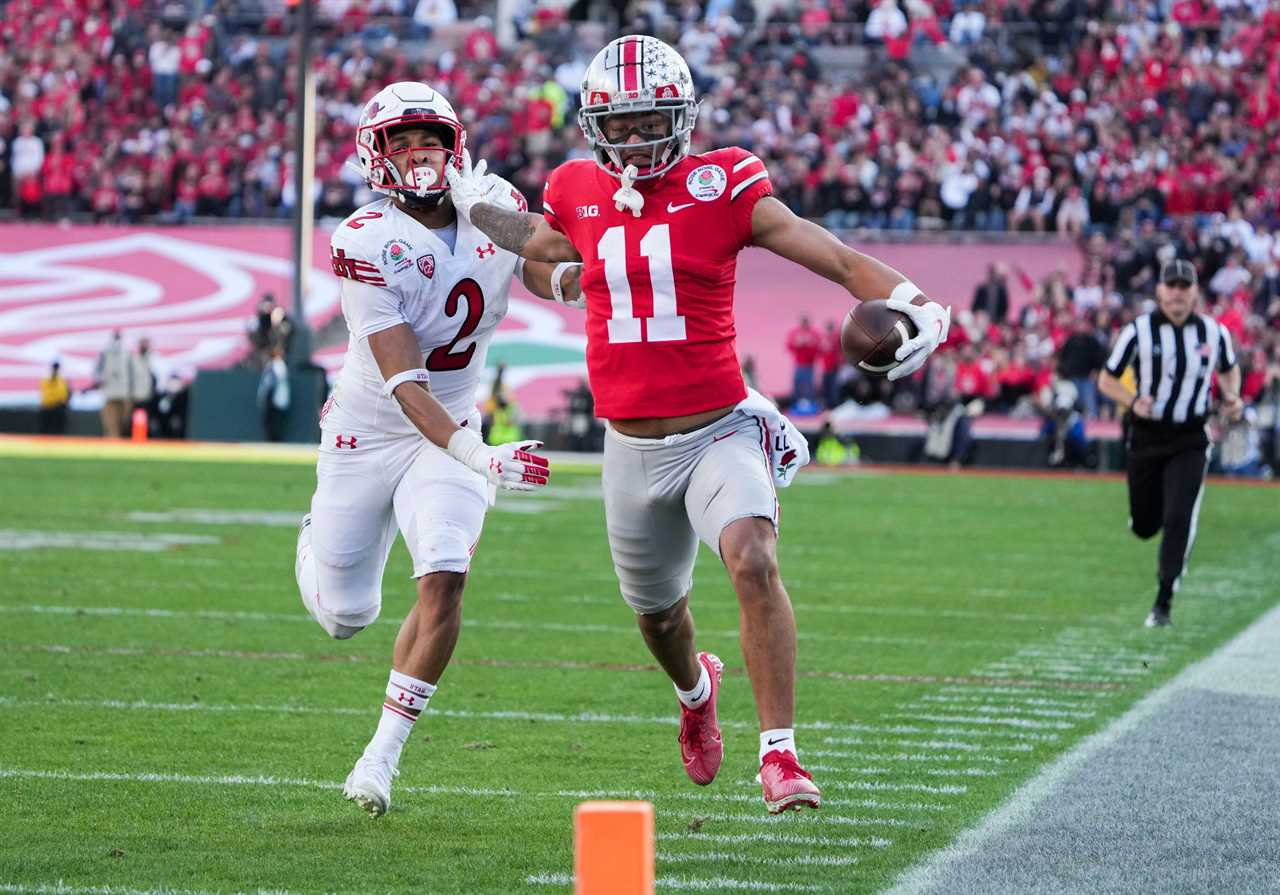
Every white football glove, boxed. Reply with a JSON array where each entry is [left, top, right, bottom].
[[444, 149, 498, 223], [885, 295, 952, 381], [446, 428, 549, 492]]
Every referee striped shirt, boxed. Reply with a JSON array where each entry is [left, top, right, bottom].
[[1104, 309, 1237, 426]]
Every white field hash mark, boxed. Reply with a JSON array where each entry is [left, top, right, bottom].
[[0, 602, 1001, 649], [0, 694, 1050, 743], [0, 885, 299, 895]]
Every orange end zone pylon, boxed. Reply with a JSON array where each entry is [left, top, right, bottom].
[[574, 800, 654, 895]]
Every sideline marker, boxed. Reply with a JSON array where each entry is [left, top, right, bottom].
[[130, 407, 148, 442], [574, 800, 654, 895]]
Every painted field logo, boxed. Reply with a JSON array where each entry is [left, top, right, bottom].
[[686, 164, 726, 201], [382, 239, 414, 271]]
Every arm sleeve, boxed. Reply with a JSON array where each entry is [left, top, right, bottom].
[[1217, 324, 1237, 371], [725, 149, 774, 249], [1104, 323, 1137, 376], [329, 233, 405, 340]]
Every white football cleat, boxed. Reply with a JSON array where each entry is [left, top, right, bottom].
[[343, 752, 399, 818]]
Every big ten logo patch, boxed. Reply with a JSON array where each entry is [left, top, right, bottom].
[[576, 204, 600, 219], [686, 164, 727, 202], [382, 239, 414, 272]]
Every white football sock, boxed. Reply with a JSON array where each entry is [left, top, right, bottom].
[[367, 670, 436, 763], [675, 662, 712, 710], [760, 728, 796, 763]]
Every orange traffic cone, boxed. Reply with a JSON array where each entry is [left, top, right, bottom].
[[130, 406, 148, 442], [574, 801, 653, 895]]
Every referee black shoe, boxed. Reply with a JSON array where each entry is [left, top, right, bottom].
[[1144, 603, 1172, 628]]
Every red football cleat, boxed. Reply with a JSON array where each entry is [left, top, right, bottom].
[[677, 652, 724, 786], [760, 749, 822, 813]]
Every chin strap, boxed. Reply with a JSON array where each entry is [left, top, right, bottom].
[[612, 164, 644, 218]]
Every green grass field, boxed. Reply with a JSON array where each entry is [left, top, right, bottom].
[[1, 453, 1276, 894]]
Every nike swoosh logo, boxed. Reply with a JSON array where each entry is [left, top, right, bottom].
[[667, 202, 696, 213], [767, 737, 788, 746], [712, 430, 738, 443]]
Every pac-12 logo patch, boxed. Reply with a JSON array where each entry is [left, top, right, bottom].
[[382, 239, 414, 271], [686, 164, 727, 201], [417, 254, 435, 278]]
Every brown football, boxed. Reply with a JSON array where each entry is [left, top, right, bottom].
[[840, 300, 918, 377]]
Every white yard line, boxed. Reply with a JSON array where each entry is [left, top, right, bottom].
[[657, 851, 859, 867], [525, 874, 825, 892], [658, 832, 890, 849], [2, 603, 1011, 649]]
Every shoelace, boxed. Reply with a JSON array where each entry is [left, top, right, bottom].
[[679, 704, 716, 749]]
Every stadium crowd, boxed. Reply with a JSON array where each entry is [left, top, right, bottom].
[[1, 0, 1277, 466]]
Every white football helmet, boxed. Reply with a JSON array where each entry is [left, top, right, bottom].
[[578, 35, 699, 181], [355, 81, 465, 207]]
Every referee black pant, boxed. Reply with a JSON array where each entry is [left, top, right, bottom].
[[1125, 423, 1211, 594]]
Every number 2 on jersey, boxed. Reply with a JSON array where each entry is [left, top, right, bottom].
[[426, 279, 484, 371], [598, 224, 686, 344]]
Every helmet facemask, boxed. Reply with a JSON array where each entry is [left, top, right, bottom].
[[359, 115, 464, 209], [580, 98, 699, 181]]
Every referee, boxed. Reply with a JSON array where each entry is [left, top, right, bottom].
[[1098, 259, 1243, 627]]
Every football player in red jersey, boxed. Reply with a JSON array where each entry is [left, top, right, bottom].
[[448, 36, 951, 813]]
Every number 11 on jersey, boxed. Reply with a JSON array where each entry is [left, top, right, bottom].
[[598, 224, 687, 344]]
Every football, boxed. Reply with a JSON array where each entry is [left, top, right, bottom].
[[840, 300, 918, 377]]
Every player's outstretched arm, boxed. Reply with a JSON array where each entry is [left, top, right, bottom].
[[445, 151, 580, 262], [519, 259, 584, 309], [750, 196, 951, 380], [368, 324, 549, 491]]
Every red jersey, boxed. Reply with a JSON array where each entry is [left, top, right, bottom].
[[542, 148, 773, 419]]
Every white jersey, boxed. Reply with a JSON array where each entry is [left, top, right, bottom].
[[324, 181, 526, 436]]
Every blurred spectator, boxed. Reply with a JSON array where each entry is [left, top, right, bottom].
[[1039, 379, 1094, 468], [487, 392, 522, 445], [37, 361, 70, 435], [257, 346, 291, 442], [562, 378, 599, 452], [819, 320, 845, 409], [814, 419, 858, 466], [971, 263, 1009, 324], [785, 315, 820, 407], [1056, 317, 1107, 419], [95, 330, 133, 439], [153, 373, 190, 439], [132, 337, 157, 423], [741, 354, 759, 392]]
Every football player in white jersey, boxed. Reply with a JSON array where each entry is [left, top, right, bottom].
[[294, 81, 579, 817]]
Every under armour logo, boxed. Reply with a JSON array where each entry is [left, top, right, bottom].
[[335, 434, 358, 449], [398, 693, 414, 705], [476, 243, 496, 259]]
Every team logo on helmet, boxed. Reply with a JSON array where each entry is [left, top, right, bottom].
[[686, 164, 727, 201]]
